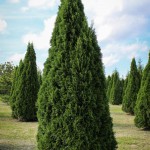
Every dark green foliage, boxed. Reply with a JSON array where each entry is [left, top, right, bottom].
[[37, 0, 117, 149], [37, 69, 42, 86], [10, 43, 39, 121], [137, 58, 143, 89], [120, 78, 124, 103], [134, 53, 150, 129], [10, 60, 24, 118], [106, 75, 111, 88], [122, 72, 129, 98], [122, 58, 140, 114], [10, 65, 19, 118], [106, 75, 113, 101], [138, 59, 143, 79], [109, 70, 122, 105], [0, 94, 10, 104]]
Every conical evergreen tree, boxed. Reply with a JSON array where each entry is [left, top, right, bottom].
[[15, 43, 39, 121], [137, 58, 143, 89], [10, 60, 24, 118], [122, 58, 140, 114], [134, 52, 150, 129], [106, 75, 111, 99], [137, 59, 143, 80], [10, 66, 18, 118], [37, 0, 117, 149], [122, 72, 129, 98], [110, 70, 122, 105], [37, 68, 42, 86], [106, 75, 113, 101], [120, 77, 124, 104]]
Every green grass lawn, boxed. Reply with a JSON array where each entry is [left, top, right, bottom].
[[0, 99, 38, 150], [0, 99, 150, 150], [110, 105, 150, 150]]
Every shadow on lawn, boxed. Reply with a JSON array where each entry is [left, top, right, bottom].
[[0, 144, 36, 150]]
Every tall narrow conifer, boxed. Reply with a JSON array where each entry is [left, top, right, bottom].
[[10, 66, 18, 118], [110, 70, 122, 105], [106, 74, 113, 101], [106, 75, 112, 100], [134, 53, 150, 129], [122, 58, 140, 114], [37, 0, 117, 149], [122, 72, 129, 98], [10, 60, 24, 118], [15, 43, 39, 121]]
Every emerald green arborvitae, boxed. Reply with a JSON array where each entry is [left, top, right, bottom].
[[120, 78, 124, 104], [122, 58, 140, 114], [10, 60, 24, 118], [37, 69, 42, 86], [138, 59, 143, 78], [106, 75, 111, 100], [137, 59, 143, 88], [122, 72, 129, 98], [109, 70, 122, 105], [134, 53, 150, 129], [15, 43, 39, 121], [106, 75, 111, 89], [10, 66, 18, 118], [37, 0, 117, 149], [106, 75, 112, 100]]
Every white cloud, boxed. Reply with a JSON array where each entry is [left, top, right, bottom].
[[9, 0, 20, 3], [21, 7, 29, 12], [103, 54, 120, 67], [8, 53, 25, 63], [0, 19, 7, 33], [102, 41, 149, 67], [37, 62, 44, 71], [23, 0, 60, 10], [22, 0, 150, 72], [82, 0, 123, 41], [22, 15, 56, 50], [82, 0, 149, 42], [82, 0, 150, 70]]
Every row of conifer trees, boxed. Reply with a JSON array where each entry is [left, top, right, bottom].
[[106, 54, 150, 129], [106, 58, 143, 106]]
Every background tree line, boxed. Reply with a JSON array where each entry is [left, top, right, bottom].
[[106, 55, 150, 129]]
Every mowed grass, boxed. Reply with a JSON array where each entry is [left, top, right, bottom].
[[0, 99, 38, 150], [110, 105, 150, 150], [0, 99, 150, 150]]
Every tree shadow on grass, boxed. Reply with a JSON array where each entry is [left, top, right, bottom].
[[114, 123, 134, 128], [139, 127, 150, 132], [0, 144, 36, 150]]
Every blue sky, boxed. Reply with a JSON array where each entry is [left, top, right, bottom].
[[0, 0, 150, 77]]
